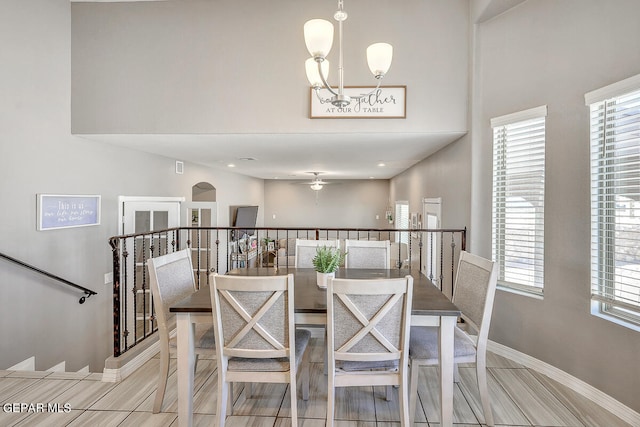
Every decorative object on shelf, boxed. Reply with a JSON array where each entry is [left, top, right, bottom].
[[386, 210, 393, 224], [304, 0, 393, 109], [312, 245, 346, 288]]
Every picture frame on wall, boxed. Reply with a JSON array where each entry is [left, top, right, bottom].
[[37, 194, 101, 231]]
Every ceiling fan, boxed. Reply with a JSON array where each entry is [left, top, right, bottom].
[[300, 172, 333, 191]]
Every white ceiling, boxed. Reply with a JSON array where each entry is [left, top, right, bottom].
[[81, 131, 465, 181]]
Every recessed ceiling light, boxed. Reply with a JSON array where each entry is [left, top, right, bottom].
[[369, 176, 375, 179], [227, 163, 236, 168], [377, 162, 386, 167]]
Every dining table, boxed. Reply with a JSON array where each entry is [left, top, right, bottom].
[[169, 267, 461, 427]]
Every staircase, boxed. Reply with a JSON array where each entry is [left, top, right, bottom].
[[7, 357, 90, 375]]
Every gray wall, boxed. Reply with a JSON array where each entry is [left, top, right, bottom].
[[390, 134, 471, 230], [392, 0, 640, 412], [264, 180, 390, 229], [0, 0, 263, 372], [71, 0, 469, 136]]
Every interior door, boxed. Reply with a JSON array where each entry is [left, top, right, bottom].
[[119, 197, 183, 344], [181, 201, 218, 285], [422, 198, 442, 289]]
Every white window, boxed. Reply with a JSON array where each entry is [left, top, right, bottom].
[[395, 201, 410, 245], [491, 106, 547, 293], [586, 74, 640, 330]]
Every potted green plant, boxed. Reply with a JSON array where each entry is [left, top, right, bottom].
[[312, 245, 346, 288]]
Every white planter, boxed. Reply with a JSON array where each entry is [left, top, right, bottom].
[[316, 271, 335, 288]]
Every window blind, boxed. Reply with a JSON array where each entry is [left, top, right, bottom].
[[395, 202, 409, 245], [589, 88, 640, 325], [492, 111, 546, 290]]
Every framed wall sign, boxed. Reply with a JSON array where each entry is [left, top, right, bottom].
[[310, 85, 406, 119], [37, 194, 101, 231]]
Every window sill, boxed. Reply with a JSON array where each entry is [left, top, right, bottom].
[[590, 301, 640, 333], [497, 283, 544, 300]]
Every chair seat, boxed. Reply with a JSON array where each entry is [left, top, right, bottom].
[[228, 328, 311, 372], [169, 324, 215, 349], [336, 359, 399, 372], [409, 325, 476, 361]]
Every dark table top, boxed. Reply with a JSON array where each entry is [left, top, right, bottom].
[[170, 268, 460, 317]]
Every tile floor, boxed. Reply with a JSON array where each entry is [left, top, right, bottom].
[[0, 335, 633, 426]]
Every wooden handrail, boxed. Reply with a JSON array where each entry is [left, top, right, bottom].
[[0, 252, 97, 304]]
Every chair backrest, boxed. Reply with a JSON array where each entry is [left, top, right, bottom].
[[211, 274, 295, 359], [147, 249, 197, 334], [295, 239, 340, 268], [344, 239, 391, 269], [327, 276, 413, 366], [452, 251, 498, 346]]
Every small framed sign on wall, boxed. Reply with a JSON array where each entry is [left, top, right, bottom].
[[37, 194, 101, 231], [310, 85, 406, 119]]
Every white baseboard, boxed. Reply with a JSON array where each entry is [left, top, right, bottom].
[[46, 361, 66, 372], [488, 340, 640, 426], [102, 340, 161, 383], [8, 356, 35, 371]]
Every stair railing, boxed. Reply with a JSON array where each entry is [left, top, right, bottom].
[[0, 252, 97, 304], [108, 226, 466, 357]]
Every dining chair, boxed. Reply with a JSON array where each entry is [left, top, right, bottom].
[[147, 249, 215, 414], [408, 250, 498, 426], [326, 275, 414, 427], [211, 273, 311, 427], [344, 239, 391, 269], [295, 238, 340, 268]]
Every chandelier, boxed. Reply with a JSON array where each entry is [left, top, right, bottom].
[[303, 0, 393, 108]]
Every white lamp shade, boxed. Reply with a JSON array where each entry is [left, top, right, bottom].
[[366, 42, 393, 76], [304, 19, 334, 58], [305, 58, 330, 87], [310, 182, 323, 191]]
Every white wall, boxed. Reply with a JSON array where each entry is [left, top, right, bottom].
[[0, 0, 263, 371]]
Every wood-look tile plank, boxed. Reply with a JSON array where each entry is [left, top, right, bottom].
[[415, 366, 478, 424], [275, 418, 327, 427], [216, 415, 277, 426], [180, 413, 216, 427], [457, 366, 529, 426], [53, 378, 117, 410], [11, 409, 83, 426], [0, 378, 42, 401], [278, 362, 327, 419], [371, 385, 405, 423], [530, 370, 633, 427], [232, 383, 287, 417], [119, 410, 178, 426], [65, 409, 131, 426], [491, 367, 583, 426], [136, 358, 213, 413], [0, 370, 12, 378], [46, 371, 90, 380], [88, 358, 159, 411], [6, 379, 79, 406], [332, 385, 377, 422], [5, 371, 51, 379]]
